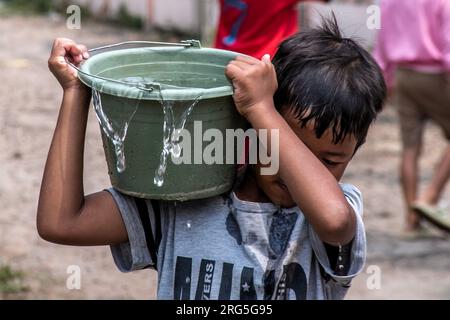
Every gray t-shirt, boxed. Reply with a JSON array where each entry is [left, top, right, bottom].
[[107, 183, 366, 300]]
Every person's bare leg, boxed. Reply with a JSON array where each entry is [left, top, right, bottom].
[[400, 145, 422, 231], [418, 145, 450, 205]]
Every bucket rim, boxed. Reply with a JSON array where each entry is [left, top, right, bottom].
[[78, 46, 240, 101]]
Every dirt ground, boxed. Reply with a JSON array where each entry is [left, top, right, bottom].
[[1, 15, 449, 300]]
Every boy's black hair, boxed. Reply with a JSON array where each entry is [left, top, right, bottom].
[[272, 14, 386, 149]]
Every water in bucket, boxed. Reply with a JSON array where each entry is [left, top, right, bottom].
[[77, 41, 246, 200]]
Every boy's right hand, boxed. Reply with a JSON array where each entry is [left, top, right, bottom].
[[225, 54, 278, 120], [48, 38, 89, 91]]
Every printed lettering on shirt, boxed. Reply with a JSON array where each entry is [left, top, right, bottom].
[[173, 256, 307, 300]]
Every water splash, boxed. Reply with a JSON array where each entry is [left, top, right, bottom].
[[92, 89, 141, 173], [92, 76, 204, 187], [153, 92, 202, 187]]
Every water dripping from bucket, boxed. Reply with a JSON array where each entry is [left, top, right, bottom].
[[92, 89, 141, 173], [153, 90, 202, 187]]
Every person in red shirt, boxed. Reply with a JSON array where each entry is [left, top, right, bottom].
[[215, 0, 327, 59]]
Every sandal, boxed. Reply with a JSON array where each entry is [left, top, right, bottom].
[[412, 203, 450, 233]]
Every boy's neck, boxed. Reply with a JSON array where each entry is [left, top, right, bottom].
[[234, 168, 271, 203]]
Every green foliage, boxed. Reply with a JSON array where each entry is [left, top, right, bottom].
[[1, 1, 143, 29], [117, 3, 143, 30], [2, 0, 55, 14], [0, 265, 28, 295]]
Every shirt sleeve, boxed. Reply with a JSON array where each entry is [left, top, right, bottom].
[[106, 187, 162, 272], [308, 183, 366, 287]]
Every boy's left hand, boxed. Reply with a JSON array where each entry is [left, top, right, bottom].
[[225, 54, 278, 119]]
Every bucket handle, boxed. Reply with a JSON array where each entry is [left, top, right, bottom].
[[67, 40, 202, 92]]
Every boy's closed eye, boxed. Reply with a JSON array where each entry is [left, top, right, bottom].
[[319, 150, 353, 168], [322, 158, 341, 167]]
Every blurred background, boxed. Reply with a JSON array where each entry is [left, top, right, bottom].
[[0, 0, 449, 299]]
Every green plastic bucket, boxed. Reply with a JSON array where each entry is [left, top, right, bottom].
[[78, 41, 246, 201]]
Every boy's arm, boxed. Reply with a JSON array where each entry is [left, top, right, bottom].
[[37, 38, 127, 246], [226, 55, 356, 246]]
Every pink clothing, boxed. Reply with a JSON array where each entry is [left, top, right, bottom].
[[373, 0, 450, 88]]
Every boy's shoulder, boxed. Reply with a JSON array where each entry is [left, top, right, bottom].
[[109, 183, 361, 205], [107, 186, 230, 218]]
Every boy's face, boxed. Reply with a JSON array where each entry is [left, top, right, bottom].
[[254, 108, 358, 208]]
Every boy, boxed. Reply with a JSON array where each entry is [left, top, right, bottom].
[[38, 17, 386, 299]]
